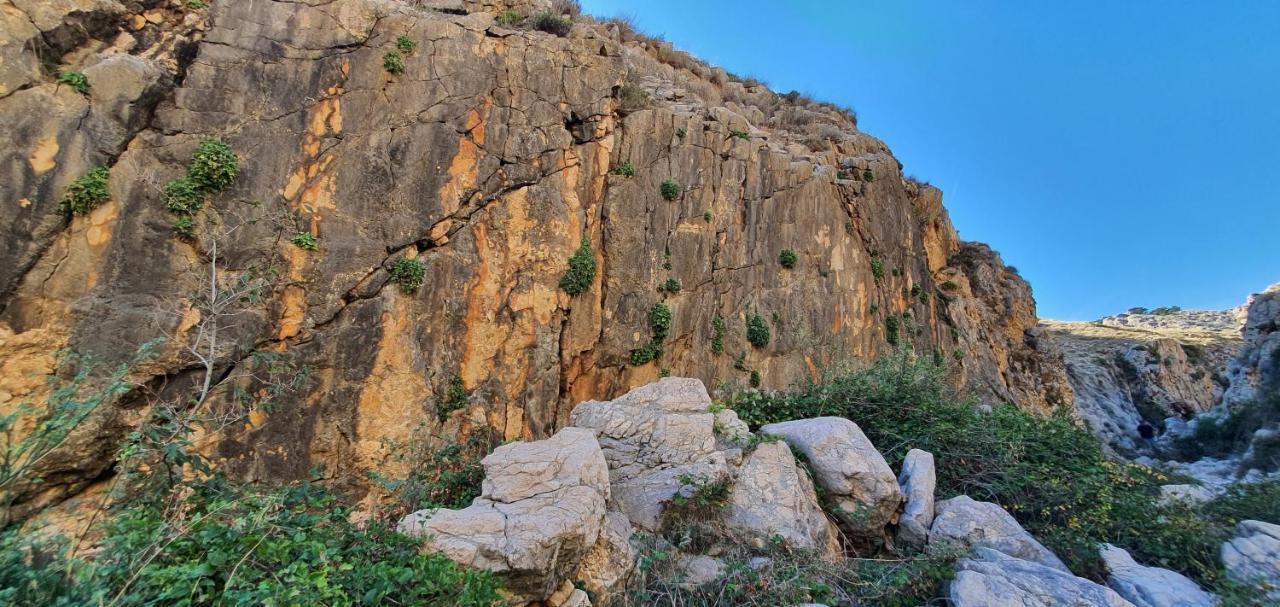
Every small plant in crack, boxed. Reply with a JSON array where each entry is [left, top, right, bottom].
[[56, 70, 89, 94], [863, 168, 875, 182], [164, 177, 205, 215], [162, 138, 239, 238], [631, 303, 672, 366], [658, 278, 681, 294], [172, 215, 196, 239], [750, 369, 762, 388], [530, 11, 572, 36], [729, 129, 750, 140], [703, 210, 712, 222], [612, 161, 635, 177], [676, 127, 686, 139], [559, 237, 596, 296], [390, 257, 425, 294], [395, 35, 416, 55], [59, 166, 110, 216], [870, 256, 885, 282], [383, 51, 406, 75], [660, 179, 681, 201], [291, 232, 319, 251]]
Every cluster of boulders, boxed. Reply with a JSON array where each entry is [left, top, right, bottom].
[[397, 378, 1279, 606]]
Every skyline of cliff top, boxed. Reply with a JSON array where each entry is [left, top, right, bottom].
[[581, 0, 1280, 321]]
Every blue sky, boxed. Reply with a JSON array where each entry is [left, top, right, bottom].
[[579, 0, 1280, 320]]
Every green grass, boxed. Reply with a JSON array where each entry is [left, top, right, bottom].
[[530, 11, 572, 36]]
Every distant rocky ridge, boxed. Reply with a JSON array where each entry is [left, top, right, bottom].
[[1046, 283, 1280, 487]]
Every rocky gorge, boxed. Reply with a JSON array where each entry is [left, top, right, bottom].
[[0, 0, 1277, 605]]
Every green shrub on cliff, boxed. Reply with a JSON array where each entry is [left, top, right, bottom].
[[559, 237, 596, 296], [746, 313, 770, 348], [530, 11, 572, 36], [778, 249, 797, 268], [59, 166, 110, 216], [56, 70, 89, 94], [383, 50, 405, 75], [660, 179, 681, 201], [390, 257, 425, 293]]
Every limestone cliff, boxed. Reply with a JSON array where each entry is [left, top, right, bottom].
[[0, 0, 1068, 514]]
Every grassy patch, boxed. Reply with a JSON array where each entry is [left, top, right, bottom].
[[59, 166, 110, 216], [389, 257, 425, 294]]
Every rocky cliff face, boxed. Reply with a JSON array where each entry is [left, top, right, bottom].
[[0, 0, 1069, 514]]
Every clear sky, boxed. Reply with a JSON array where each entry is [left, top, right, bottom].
[[579, 0, 1279, 320]]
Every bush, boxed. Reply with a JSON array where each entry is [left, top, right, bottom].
[[703, 210, 712, 222], [559, 237, 596, 296], [869, 257, 884, 281], [389, 257, 425, 294], [746, 314, 770, 348], [884, 315, 900, 346], [530, 11, 572, 36], [711, 316, 726, 355], [59, 166, 110, 216], [659, 278, 681, 293], [187, 138, 239, 193], [383, 51, 405, 75], [650, 302, 672, 340], [435, 375, 468, 422], [396, 35, 415, 54], [1171, 389, 1280, 468], [613, 161, 636, 177], [676, 127, 686, 139], [164, 177, 204, 215], [660, 179, 681, 201], [172, 215, 196, 238], [290, 232, 318, 251], [778, 249, 797, 268], [56, 70, 89, 94], [863, 169, 875, 182]]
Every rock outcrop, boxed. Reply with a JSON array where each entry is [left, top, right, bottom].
[[759, 416, 902, 537], [929, 495, 1068, 572], [568, 378, 732, 531], [1100, 544, 1216, 607], [0, 0, 1073, 514], [949, 547, 1135, 607], [398, 427, 612, 603], [724, 440, 842, 559]]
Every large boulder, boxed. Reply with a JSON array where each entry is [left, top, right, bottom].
[[569, 378, 732, 530], [759, 417, 902, 535], [1220, 520, 1280, 599], [896, 448, 936, 549], [1099, 544, 1215, 607], [398, 427, 611, 603], [950, 548, 1135, 607], [929, 495, 1068, 572], [724, 441, 842, 559]]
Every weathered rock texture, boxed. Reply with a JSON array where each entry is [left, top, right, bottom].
[[1220, 520, 1280, 600], [1100, 544, 1216, 607], [398, 426, 611, 603], [724, 440, 842, 559], [929, 495, 1068, 572], [895, 448, 936, 549], [1, 0, 1070, 513], [950, 547, 1135, 607]]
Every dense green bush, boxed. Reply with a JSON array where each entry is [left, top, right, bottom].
[[613, 162, 636, 177], [559, 237, 596, 295], [0, 479, 502, 606], [884, 315, 900, 346], [390, 257, 426, 293], [660, 179, 681, 201], [188, 139, 239, 193], [435, 375, 469, 422], [711, 316, 726, 355], [383, 50, 405, 75], [659, 277, 681, 293], [869, 257, 884, 281], [396, 35, 416, 54], [632, 303, 672, 365], [59, 166, 110, 216], [727, 350, 1280, 592], [746, 314, 770, 348], [778, 249, 797, 268]]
